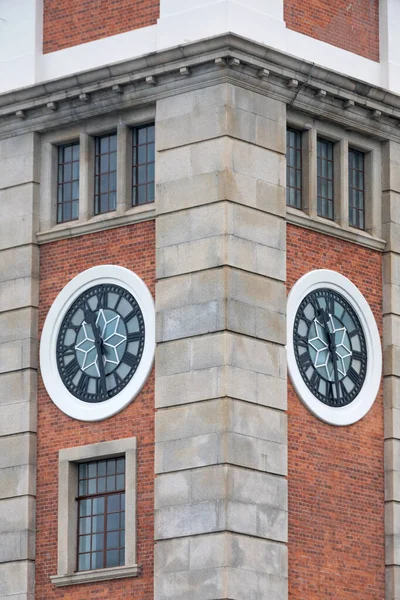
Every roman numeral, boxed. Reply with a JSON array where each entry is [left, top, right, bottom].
[[114, 372, 123, 387], [309, 295, 320, 316], [309, 369, 320, 392], [97, 289, 108, 309], [347, 367, 360, 386], [127, 331, 143, 343], [298, 351, 312, 371], [348, 327, 361, 339], [76, 373, 90, 394], [62, 344, 75, 356], [340, 381, 350, 402], [294, 331, 308, 348], [64, 357, 80, 380], [122, 351, 137, 368], [352, 350, 363, 361], [124, 308, 139, 322], [326, 293, 335, 317]]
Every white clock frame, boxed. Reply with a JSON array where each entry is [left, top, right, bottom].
[[40, 265, 155, 421], [287, 269, 382, 426]]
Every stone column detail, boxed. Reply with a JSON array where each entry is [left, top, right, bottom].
[[0, 133, 39, 600], [383, 140, 400, 600], [155, 83, 287, 600]]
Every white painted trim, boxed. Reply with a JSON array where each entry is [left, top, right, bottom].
[[287, 269, 382, 426], [0, 0, 393, 95], [40, 265, 155, 421]]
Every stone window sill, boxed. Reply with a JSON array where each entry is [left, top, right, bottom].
[[286, 206, 386, 252], [37, 204, 155, 244], [50, 564, 141, 587]]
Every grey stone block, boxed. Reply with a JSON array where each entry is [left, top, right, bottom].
[[156, 172, 221, 215], [156, 84, 227, 121], [155, 567, 225, 600], [227, 269, 285, 313], [0, 465, 35, 500], [155, 339, 191, 378], [230, 138, 285, 185], [0, 277, 39, 313], [385, 376, 400, 410], [156, 268, 226, 312], [0, 371, 36, 407], [155, 471, 191, 509], [0, 496, 35, 532], [0, 246, 39, 284], [256, 179, 286, 217], [157, 104, 227, 151], [0, 308, 38, 344], [226, 366, 287, 411], [157, 202, 226, 248], [226, 235, 286, 281], [0, 433, 36, 469], [156, 398, 228, 443], [154, 538, 190, 574], [230, 400, 287, 444], [0, 401, 37, 436], [156, 433, 220, 473], [226, 567, 288, 600], [229, 203, 285, 250], [228, 86, 285, 123], [190, 138, 227, 178], [157, 300, 225, 342], [0, 530, 35, 562], [155, 500, 221, 539], [157, 235, 226, 279], [155, 366, 224, 408], [223, 432, 287, 476], [0, 560, 35, 597], [191, 465, 228, 503]]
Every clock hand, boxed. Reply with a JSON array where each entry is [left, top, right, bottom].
[[84, 309, 107, 396], [319, 309, 340, 400]]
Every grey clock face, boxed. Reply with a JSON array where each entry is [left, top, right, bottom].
[[293, 288, 368, 407], [56, 283, 145, 403]]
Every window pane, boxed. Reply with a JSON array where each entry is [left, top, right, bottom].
[[348, 149, 365, 230], [94, 133, 117, 215], [78, 553, 91, 571], [57, 142, 80, 223], [106, 550, 120, 568], [317, 138, 334, 220], [132, 123, 156, 206], [286, 129, 302, 209], [77, 458, 125, 572]]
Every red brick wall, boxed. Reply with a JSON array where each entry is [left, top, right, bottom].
[[284, 0, 380, 61], [287, 224, 385, 599], [43, 0, 159, 54], [35, 221, 155, 600]]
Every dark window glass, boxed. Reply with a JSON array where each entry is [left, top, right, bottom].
[[317, 138, 334, 220], [348, 149, 365, 230], [77, 457, 125, 572], [94, 133, 117, 215], [132, 124, 155, 206], [57, 142, 79, 223], [286, 129, 302, 208]]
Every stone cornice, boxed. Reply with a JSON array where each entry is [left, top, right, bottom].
[[1, 33, 400, 140]]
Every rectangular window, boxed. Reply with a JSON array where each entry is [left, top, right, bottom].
[[94, 133, 117, 215], [132, 123, 155, 206], [77, 457, 125, 572], [57, 142, 79, 223], [286, 128, 302, 209], [348, 149, 365, 229], [317, 138, 334, 220]]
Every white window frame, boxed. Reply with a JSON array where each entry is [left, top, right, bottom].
[[50, 437, 139, 587]]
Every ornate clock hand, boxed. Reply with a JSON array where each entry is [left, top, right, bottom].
[[319, 309, 340, 400], [84, 308, 107, 396]]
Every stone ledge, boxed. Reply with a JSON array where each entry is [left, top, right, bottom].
[[286, 206, 386, 251], [50, 564, 141, 587], [37, 205, 155, 244]]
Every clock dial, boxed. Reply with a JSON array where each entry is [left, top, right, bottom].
[[56, 283, 145, 403], [293, 288, 367, 407]]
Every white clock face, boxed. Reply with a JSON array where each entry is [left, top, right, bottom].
[[40, 265, 155, 422], [287, 270, 382, 426]]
